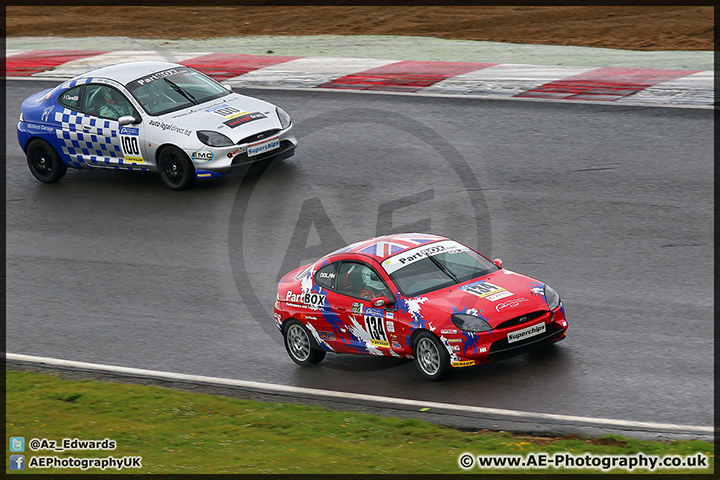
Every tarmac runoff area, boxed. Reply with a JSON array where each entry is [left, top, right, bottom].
[[6, 35, 714, 108]]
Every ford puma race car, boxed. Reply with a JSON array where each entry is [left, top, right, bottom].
[[275, 233, 568, 381], [17, 61, 297, 190]]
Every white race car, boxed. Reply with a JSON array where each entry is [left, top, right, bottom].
[[17, 61, 297, 190]]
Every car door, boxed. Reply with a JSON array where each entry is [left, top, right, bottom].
[[329, 261, 398, 356], [55, 84, 90, 168], [307, 262, 348, 352], [79, 83, 147, 169]]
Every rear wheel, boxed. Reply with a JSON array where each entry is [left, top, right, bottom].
[[283, 319, 326, 366], [26, 139, 67, 183], [158, 146, 195, 190], [413, 332, 451, 381]]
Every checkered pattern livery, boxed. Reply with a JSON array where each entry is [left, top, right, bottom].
[[53, 108, 149, 171], [64, 77, 92, 89]]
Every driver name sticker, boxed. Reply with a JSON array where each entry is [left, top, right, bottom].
[[363, 310, 389, 348], [460, 281, 508, 299], [381, 240, 469, 274], [119, 126, 144, 164]]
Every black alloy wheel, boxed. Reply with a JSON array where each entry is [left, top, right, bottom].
[[26, 139, 67, 183], [158, 145, 195, 190]]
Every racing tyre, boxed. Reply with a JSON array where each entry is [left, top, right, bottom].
[[283, 319, 326, 366], [26, 139, 67, 183], [413, 332, 451, 381], [158, 146, 195, 190]]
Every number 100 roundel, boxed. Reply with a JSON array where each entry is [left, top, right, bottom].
[[275, 233, 568, 381], [17, 61, 297, 190]]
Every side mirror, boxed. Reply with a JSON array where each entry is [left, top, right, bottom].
[[118, 115, 140, 126], [492, 258, 503, 269], [371, 296, 394, 308], [223, 83, 233, 91]]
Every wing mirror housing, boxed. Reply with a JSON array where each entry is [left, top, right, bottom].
[[118, 115, 141, 126], [492, 258, 503, 269], [223, 83, 233, 91], [371, 296, 394, 308]]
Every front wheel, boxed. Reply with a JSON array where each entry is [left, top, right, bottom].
[[158, 146, 195, 190], [413, 332, 451, 381], [26, 139, 67, 183], [283, 319, 326, 366]]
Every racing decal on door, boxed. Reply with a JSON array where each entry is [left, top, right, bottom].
[[285, 290, 326, 310], [363, 307, 389, 348], [119, 126, 144, 164]]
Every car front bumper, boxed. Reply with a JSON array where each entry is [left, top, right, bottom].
[[449, 304, 568, 368], [183, 128, 298, 179]]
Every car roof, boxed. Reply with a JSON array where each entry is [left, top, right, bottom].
[[327, 233, 448, 263], [73, 61, 186, 85]]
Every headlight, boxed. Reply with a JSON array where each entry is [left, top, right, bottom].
[[197, 130, 234, 147], [276, 107, 291, 129], [544, 284, 561, 310], [451, 314, 492, 333]]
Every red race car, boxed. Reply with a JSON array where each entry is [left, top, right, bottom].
[[274, 233, 567, 380]]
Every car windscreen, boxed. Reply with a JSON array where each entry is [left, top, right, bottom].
[[125, 66, 230, 116], [382, 240, 498, 297]]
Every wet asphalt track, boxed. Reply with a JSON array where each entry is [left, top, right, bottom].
[[6, 80, 713, 437]]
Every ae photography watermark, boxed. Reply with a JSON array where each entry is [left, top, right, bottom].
[[458, 451, 710, 472], [229, 107, 492, 371], [8, 436, 142, 472]]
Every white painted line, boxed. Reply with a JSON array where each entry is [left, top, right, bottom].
[[7, 353, 713, 434], [5, 49, 31, 57]]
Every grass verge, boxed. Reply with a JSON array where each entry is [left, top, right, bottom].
[[5, 369, 714, 474]]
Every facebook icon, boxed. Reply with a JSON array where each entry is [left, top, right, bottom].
[[10, 455, 25, 470]]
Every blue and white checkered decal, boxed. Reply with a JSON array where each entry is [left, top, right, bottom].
[[53, 107, 148, 171]]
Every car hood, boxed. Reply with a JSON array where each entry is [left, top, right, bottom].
[[159, 93, 281, 142], [411, 269, 551, 328]]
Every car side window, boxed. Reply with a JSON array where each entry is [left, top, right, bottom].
[[83, 84, 135, 121], [58, 86, 82, 111], [337, 262, 391, 300], [314, 263, 338, 290]]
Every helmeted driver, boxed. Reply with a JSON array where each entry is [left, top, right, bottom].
[[98, 88, 133, 120], [359, 268, 387, 299]]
